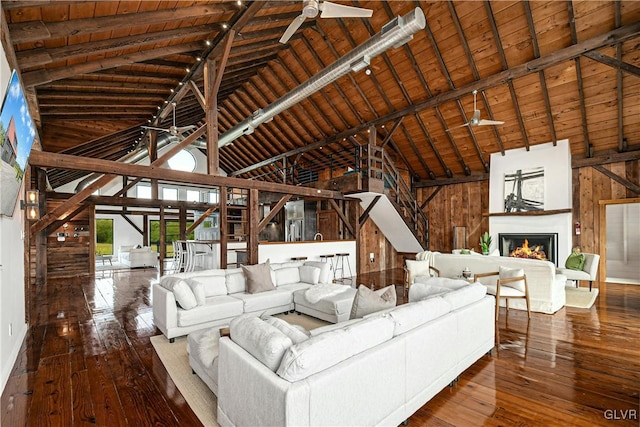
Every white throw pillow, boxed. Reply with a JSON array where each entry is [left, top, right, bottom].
[[499, 266, 526, 293], [274, 267, 301, 286], [230, 315, 293, 371], [299, 265, 321, 285], [263, 316, 309, 344], [405, 259, 436, 285], [160, 276, 197, 310], [277, 317, 394, 382], [349, 285, 397, 319], [188, 274, 228, 297], [184, 279, 206, 306], [225, 269, 246, 294], [303, 261, 331, 284]]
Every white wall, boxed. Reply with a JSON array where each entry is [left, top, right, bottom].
[[489, 140, 573, 265], [0, 46, 28, 393]]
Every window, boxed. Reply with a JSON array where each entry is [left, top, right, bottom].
[[167, 149, 196, 172], [150, 220, 195, 255], [186, 190, 200, 202], [209, 190, 219, 204], [137, 184, 151, 199], [163, 187, 178, 201], [95, 219, 113, 256]]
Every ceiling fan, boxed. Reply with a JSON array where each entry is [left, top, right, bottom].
[[142, 102, 196, 140], [279, 0, 373, 44], [445, 90, 504, 132]]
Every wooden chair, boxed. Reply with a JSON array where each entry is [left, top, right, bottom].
[[474, 271, 531, 321]]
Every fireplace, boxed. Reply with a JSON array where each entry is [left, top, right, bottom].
[[499, 233, 558, 266]]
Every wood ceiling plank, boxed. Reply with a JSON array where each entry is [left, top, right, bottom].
[[9, 3, 233, 44]]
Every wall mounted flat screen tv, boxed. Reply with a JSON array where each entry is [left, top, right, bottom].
[[0, 70, 37, 217]]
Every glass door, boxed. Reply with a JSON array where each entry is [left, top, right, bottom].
[[605, 202, 640, 284]]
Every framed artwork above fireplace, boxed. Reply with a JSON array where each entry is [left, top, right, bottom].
[[503, 166, 544, 212]]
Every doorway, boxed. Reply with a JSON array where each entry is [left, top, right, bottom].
[[604, 200, 640, 284]]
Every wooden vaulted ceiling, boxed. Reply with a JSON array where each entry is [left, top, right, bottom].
[[3, 0, 639, 190]]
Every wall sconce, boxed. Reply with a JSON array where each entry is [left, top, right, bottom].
[[21, 189, 40, 220]]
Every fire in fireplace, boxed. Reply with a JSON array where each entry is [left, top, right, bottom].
[[498, 233, 558, 266]]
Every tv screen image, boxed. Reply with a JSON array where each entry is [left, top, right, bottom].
[[0, 70, 37, 216]]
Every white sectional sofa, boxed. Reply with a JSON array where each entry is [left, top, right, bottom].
[[153, 260, 357, 341], [424, 253, 567, 314], [118, 245, 158, 268], [216, 281, 495, 427]]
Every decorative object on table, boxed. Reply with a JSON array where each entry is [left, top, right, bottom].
[[479, 231, 492, 255], [462, 267, 472, 279]]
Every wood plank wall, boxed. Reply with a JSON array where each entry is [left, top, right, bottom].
[[416, 159, 640, 260], [41, 200, 95, 280]]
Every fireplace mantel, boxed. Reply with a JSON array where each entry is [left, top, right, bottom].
[[485, 208, 572, 217]]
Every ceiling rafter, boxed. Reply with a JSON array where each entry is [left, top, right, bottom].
[[523, 0, 558, 146], [8, 3, 235, 44], [445, 0, 490, 172], [566, 0, 592, 158], [417, 7, 471, 175]]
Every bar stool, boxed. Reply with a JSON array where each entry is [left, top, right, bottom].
[[333, 253, 352, 282], [319, 254, 335, 279], [172, 240, 187, 273], [185, 241, 209, 272], [291, 256, 307, 262]]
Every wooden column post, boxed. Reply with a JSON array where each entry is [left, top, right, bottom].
[[247, 188, 259, 265], [35, 168, 48, 287], [219, 187, 228, 268], [159, 206, 166, 276], [143, 215, 149, 246], [204, 58, 219, 175], [149, 131, 159, 200], [179, 207, 187, 240]]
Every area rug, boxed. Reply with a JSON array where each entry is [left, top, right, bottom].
[[564, 286, 599, 309], [95, 261, 129, 271], [150, 313, 329, 426]]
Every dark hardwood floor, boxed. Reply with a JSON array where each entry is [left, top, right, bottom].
[[2, 267, 639, 426]]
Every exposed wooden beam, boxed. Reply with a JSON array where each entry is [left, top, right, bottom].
[[592, 165, 640, 195], [29, 151, 344, 199], [329, 199, 355, 237], [8, 4, 233, 44], [16, 24, 218, 68], [420, 187, 444, 210], [358, 195, 381, 225], [22, 42, 203, 87], [257, 195, 291, 232], [186, 208, 218, 234], [415, 173, 490, 188], [120, 214, 143, 235], [583, 51, 640, 77]]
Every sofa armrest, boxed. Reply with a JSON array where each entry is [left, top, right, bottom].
[[218, 337, 310, 426], [152, 283, 178, 338]]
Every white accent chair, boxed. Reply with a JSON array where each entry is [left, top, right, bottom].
[[556, 253, 600, 292]]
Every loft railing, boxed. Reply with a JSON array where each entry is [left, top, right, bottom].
[[243, 144, 428, 248]]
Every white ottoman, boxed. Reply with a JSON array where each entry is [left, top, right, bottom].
[[187, 327, 222, 395], [293, 286, 357, 323]]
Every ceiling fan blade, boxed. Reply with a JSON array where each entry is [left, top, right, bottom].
[[176, 125, 197, 132], [445, 123, 470, 132], [477, 119, 505, 126], [320, 1, 372, 18], [280, 14, 307, 44]]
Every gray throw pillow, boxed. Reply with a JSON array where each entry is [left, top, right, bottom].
[[242, 259, 276, 294], [349, 285, 397, 319]]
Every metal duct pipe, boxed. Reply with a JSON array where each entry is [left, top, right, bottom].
[[218, 7, 426, 147]]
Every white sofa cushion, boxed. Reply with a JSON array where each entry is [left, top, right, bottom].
[[225, 268, 246, 294], [263, 316, 309, 344], [274, 267, 301, 286], [304, 261, 332, 284], [386, 297, 452, 336], [231, 289, 294, 313], [410, 277, 470, 302], [177, 295, 244, 327], [230, 315, 293, 371], [188, 273, 228, 297], [299, 265, 321, 285], [160, 276, 197, 310], [276, 316, 394, 382], [440, 283, 487, 311], [185, 279, 206, 306], [350, 285, 397, 319]]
